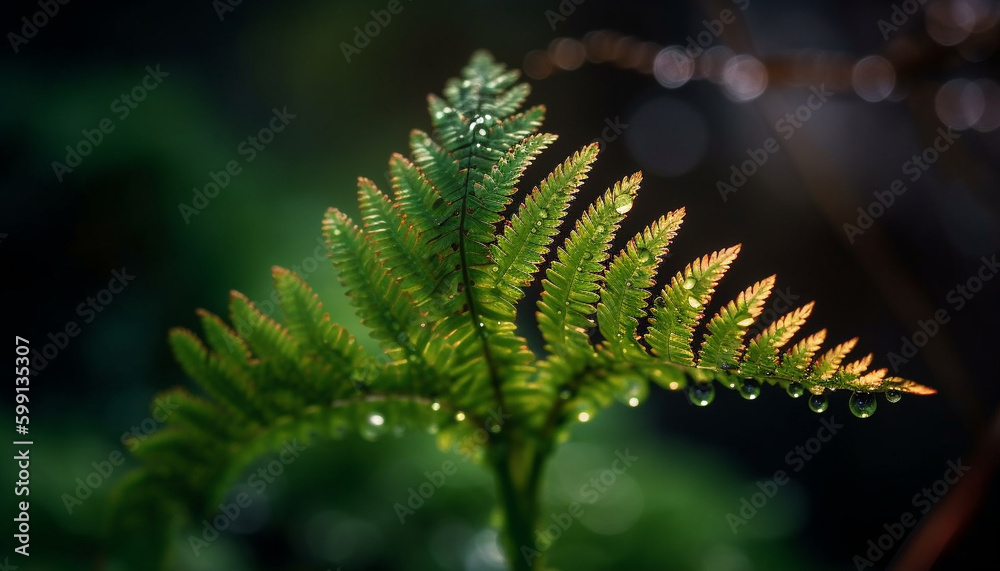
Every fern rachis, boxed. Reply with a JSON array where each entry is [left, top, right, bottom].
[[110, 51, 936, 571]]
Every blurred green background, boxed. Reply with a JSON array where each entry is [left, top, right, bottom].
[[2, 0, 998, 569]]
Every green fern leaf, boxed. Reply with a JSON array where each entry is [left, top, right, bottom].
[[111, 50, 937, 571], [597, 209, 685, 356], [645, 246, 741, 366], [537, 173, 642, 359], [167, 328, 266, 421], [699, 276, 776, 370], [740, 302, 814, 376], [486, 143, 599, 319], [774, 329, 828, 379]]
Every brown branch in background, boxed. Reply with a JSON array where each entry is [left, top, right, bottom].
[[725, 3, 997, 563], [715, 2, 985, 433], [889, 401, 1000, 571]]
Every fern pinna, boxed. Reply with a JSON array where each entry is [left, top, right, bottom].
[[109, 51, 935, 570]]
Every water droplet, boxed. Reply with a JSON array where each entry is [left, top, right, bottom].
[[687, 296, 701, 308], [478, 128, 487, 136], [369, 413, 385, 426], [736, 317, 755, 327], [431, 401, 441, 411], [573, 400, 596, 423], [654, 295, 666, 307], [739, 377, 761, 400], [682, 277, 697, 290], [539, 211, 548, 219], [582, 251, 593, 260], [397, 332, 409, 344], [808, 393, 829, 413], [786, 382, 805, 399], [637, 248, 653, 263], [619, 377, 646, 407], [688, 382, 715, 407], [491, 265, 499, 273], [849, 392, 877, 419], [536, 220, 542, 226], [885, 389, 902, 403], [595, 225, 606, 233], [614, 195, 633, 214], [559, 388, 572, 400], [455, 411, 467, 422], [625, 280, 633, 287], [577, 266, 584, 272]]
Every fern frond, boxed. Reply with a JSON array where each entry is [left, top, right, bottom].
[[323, 208, 425, 349], [167, 327, 268, 422], [699, 275, 776, 371], [740, 302, 814, 376], [113, 51, 937, 571], [389, 153, 449, 234], [774, 329, 828, 380], [271, 267, 371, 387], [645, 246, 741, 366], [357, 177, 447, 300], [597, 209, 685, 356], [537, 173, 642, 359], [486, 143, 599, 319], [812, 338, 859, 380]]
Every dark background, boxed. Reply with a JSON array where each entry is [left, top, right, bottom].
[[2, 0, 998, 569]]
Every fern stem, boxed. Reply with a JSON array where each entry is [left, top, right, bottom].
[[493, 440, 547, 571], [456, 102, 506, 411], [536, 360, 597, 451]]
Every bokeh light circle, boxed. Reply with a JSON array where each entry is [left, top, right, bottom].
[[722, 55, 768, 101], [852, 55, 896, 102]]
